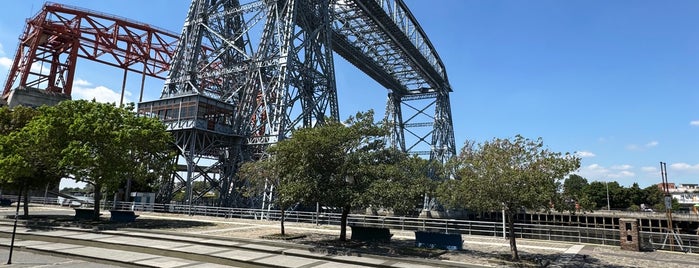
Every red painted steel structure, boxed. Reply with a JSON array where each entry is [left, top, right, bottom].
[[2, 2, 179, 102]]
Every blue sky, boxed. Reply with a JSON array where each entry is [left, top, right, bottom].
[[1, 0, 698, 188]]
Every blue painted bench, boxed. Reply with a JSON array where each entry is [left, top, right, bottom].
[[350, 225, 392, 243], [415, 231, 463, 250], [0, 198, 12, 207], [109, 210, 139, 222], [74, 208, 96, 220]]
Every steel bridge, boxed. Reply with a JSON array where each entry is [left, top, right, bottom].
[[2, 0, 456, 208]]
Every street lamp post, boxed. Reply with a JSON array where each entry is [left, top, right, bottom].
[[606, 181, 611, 210]]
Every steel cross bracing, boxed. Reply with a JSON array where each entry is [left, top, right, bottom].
[[2, 2, 178, 104], [160, 0, 456, 206], [2, 0, 456, 208], [159, 0, 340, 206], [162, 0, 339, 145], [332, 0, 456, 162], [161, 0, 455, 158]]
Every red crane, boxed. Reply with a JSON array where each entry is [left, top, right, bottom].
[[2, 2, 179, 104]]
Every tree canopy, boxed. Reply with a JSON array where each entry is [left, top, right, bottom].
[[271, 110, 417, 241], [238, 155, 295, 235], [0, 105, 58, 215], [24, 100, 174, 219], [437, 135, 580, 261]]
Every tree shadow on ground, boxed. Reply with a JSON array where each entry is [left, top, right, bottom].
[[447, 249, 621, 268], [289, 233, 622, 267], [290, 233, 448, 258], [6, 214, 215, 232]]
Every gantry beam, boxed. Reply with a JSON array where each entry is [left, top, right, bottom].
[[5, 0, 457, 207], [2, 2, 179, 103]]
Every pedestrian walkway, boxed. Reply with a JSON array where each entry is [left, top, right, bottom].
[[0, 224, 482, 267], [0, 247, 121, 268], [0, 206, 697, 267]]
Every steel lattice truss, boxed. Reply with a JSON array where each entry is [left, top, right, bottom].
[[3, 0, 456, 207], [1, 2, 178, 103], [162, 0, 340, 148], [163, 0, 456, 160]]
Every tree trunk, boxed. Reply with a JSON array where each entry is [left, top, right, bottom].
[[507, 212, 520, 262], [339, 205, 351, 241], [280, 208, 286, 235], [93, 183, 102, 220], [22, 188, 29, 216]]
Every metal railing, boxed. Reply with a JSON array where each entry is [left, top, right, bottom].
[[14, 196, 699, 254]]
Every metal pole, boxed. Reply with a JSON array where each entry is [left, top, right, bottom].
[[119, 68, 128, 106], [43, 183, 48, 204], [606, 181, 610, 210], [660, 161, 675, 250], [502, 209, 506, 238], [7, 187, 23, 264]]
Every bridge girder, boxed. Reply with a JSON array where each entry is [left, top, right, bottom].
[[3, 0, 457, 208]]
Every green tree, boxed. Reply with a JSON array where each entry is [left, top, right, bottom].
[[563, 174, 588, 200], [606, 181, 628, 209], [583, 181, 607, 210], [26, 100, 174, 219], [362, 153, 434, 216], [273, 110, 396, 241], [238, 155, 295, 235], [559, 174, 592, 212], [627, 182, 643, 208], [437, 135, 580, 261], [642, 184, 663, 208], [0, 105, 59, 216], [584, 181, 628, 210]]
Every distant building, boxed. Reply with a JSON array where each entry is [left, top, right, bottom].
[[657, 183, 699, 206]]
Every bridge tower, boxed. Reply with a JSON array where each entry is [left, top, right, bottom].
[[154, 0, 456, 207], [3, 0, 457, 208], [148, 0, 340, 206]]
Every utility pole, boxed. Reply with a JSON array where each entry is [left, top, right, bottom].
[[606, 181, 611, 210], [660, 161, 675, 250]]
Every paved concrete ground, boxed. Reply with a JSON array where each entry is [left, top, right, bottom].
[[0, 223, 479, 267], [0, 206, 697, 267], [0, 247, 121, 267]]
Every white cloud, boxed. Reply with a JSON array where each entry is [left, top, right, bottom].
[[0, 56, 11, 71], [575, 151, 595, 158], [611, 164, 632, 170], [0, 43, 9, 70], [73, 81, 131, 104], [691, 120, 699, 126], [73, 79, 92, 87], [626, 141, 659, 151], [575, 163, 636, 180], [669, 162, 699, 171], [618, 171, 635, 177], [640, 166, 657, 173]]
